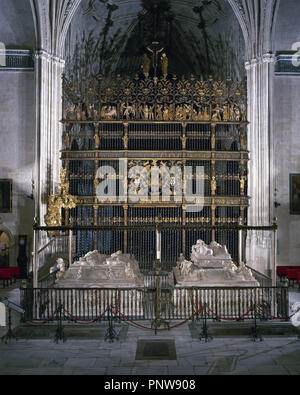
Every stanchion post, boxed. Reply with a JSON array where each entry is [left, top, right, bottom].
[[54, 304, 66, 343], [156, 217, 162, 263], [272, 217, 278, 318], [105, 305, 120, 343], [33, 229, 39, 290], [199, 303, 212, 342], [69, 230, 73, 267], [238, 217, 243, 265], [251, 303, 263, 342]]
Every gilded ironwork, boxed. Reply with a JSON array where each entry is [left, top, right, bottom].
[[59, 70, 250, 263], [63, 75, 247, 123], [45, 168, 78, 235]]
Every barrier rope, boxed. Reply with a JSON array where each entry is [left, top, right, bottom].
[[189, 290, 254, 322], [206, 306, 254, 321], [112, 290, 205, 332], [63, 307, 109, 323], [24, 307, 110, 325], [256, 305, 296, 321], [24, 308, 60, 325], [114, 305, 205, 332]]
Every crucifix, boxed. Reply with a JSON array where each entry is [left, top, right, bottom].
[[147, 41, 164, 77]]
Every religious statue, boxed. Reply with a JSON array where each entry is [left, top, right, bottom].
[[156, 104, 163, 120], [212, 104, 221, 121], [94, 133, 100, 149], [163, 105, 169, 120], [45, 168, 77, 235], [142, 53, 151, 78], [179, 259, 195, 277], [191, 240, 214, 263], [147, 45, 164, 70], [241, 105, 247, 121], [161, 53, 168, 78], [235, 106, 241, 121], [148, 105, 154, 120], [240, 176, 245, 194], [240, 132, 245, 150], [211, 176, 217, 195], [56, 258, 66, 280], [203, 107, 211, 121], [181, 134, 187, 149], [229, 104, 235, 121], [222, 105, 229, 122], [65, 132, 70, 149], [87, 104, 94, 119], [123, 134, 128, 149]]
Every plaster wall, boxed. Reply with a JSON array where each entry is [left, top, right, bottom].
[[0, 71, 35, 266], [273, 0, 300, 267], [273, 75, 300, 266]]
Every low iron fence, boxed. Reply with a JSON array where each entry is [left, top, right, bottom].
[[20, 285, 289, 324]]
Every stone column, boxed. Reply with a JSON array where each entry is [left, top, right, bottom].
[[245, 54, 275, 275], [34, 51, 65, 229]]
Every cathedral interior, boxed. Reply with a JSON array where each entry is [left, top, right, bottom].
[[0, 0, 300, 378]]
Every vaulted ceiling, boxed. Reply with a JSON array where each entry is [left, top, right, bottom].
[[0, 0, 285, 69], [65, 0, 246, 79], [0, 0, 36, 49]]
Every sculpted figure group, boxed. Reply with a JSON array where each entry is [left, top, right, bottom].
[[65, 101, 247, 122]]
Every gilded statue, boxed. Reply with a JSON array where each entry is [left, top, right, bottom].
[[241, 105, 247, 121], [123, 134, 128, 149], [223, 105, 229, 122], [203, 107, 211, 121], [211, 176, 217, 195], [156, 104, 163, 120], [229, 104, 235, 121], [212, 104, 221, 121], [94, 133, 100, 149], [65, 132, 70, 149], [235, 106, 241, 121], [45, 168, 78, 235], [181, 134, 187, 149], [161, 53, 168, 78], [163, 105, 169, 120], [240, 176, 245, 194]]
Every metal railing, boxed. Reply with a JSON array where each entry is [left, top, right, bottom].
[[20, 285, 289, 323]]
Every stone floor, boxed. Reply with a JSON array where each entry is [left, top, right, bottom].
[[0, 282, 300, 376]]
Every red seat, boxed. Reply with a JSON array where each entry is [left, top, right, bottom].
[[277, 266, 300, 285], [0, 268, 13, 279], [11, 267, 20, 278], [287, 269, 300, 287], [277, 266, 288, 277]]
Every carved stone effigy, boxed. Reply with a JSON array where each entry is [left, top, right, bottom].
[[171, 240, 261, 318], [51, 251, 144, 317]]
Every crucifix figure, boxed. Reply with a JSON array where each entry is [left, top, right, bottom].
[[147, 41, 164, 77]]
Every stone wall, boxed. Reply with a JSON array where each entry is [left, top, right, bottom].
[[273, 0, 300, 266], [0, 70, 35, 266]]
